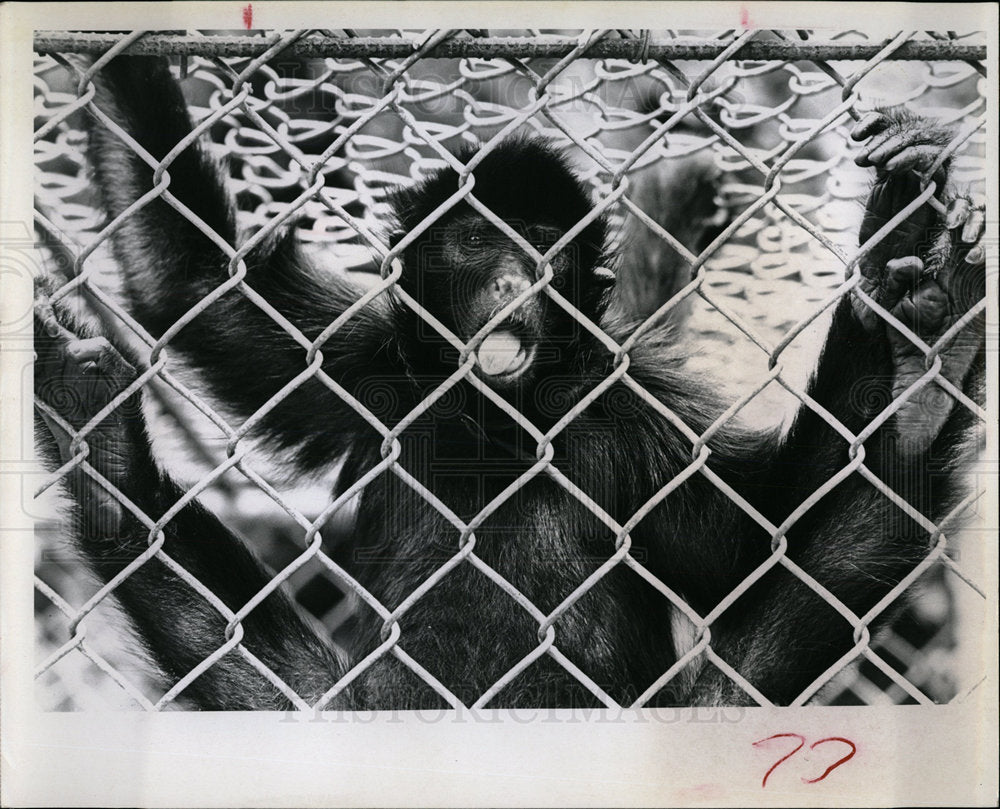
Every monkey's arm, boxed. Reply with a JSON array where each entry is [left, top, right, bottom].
[[35, 292, 345, 709], [86, 55, 401, 469], [686, 111, 985, 705]]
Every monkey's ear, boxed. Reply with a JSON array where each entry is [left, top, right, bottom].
[[592, 266, 616, 289]]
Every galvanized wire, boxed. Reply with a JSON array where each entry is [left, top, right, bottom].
[[33, 31, 988, 63], [32, 27, 990, 709]]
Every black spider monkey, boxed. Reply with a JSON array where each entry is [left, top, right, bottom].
[[35, 56, 985, 709]]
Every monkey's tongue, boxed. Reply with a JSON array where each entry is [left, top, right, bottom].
[[476, 330, 527, 376]]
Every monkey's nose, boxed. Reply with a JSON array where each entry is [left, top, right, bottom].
[[491, 273, 532, 301]]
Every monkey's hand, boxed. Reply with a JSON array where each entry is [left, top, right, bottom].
[[34, 280, 145, 531], [850, 110, 985, 455]]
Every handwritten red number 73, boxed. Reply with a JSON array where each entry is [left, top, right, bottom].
[[753, 733, 857, 788]]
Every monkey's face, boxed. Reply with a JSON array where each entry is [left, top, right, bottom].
[[402, 212, 612, 389]]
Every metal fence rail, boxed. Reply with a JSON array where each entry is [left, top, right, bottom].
[[33, 28, 990, 710], [32, 30, 990, 62]]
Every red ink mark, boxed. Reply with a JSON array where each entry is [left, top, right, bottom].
[[801, 737, 857, 784], [754, 733, 857, 787], [243, 4, 253, 30], [753, 733, 805, 788], [740, 5, 751, 28]]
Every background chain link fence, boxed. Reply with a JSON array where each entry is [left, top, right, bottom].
[[33, 28, 989, 710]]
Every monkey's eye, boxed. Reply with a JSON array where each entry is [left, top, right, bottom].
[[467, 232, 483, 246]]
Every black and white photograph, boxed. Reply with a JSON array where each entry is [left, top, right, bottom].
[[1, 3, 997, 806]]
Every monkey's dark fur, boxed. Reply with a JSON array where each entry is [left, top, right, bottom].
[[35, 57, 985, 709]]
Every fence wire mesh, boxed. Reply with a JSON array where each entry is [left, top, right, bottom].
[[32, 28, 990, 710]]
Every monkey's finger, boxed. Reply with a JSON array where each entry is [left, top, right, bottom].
[[857, 130, 937, 168], [855, 126, 909, 165], [36, 332, 136, 426], [937, 231, 985, 313], [68, 337, 138, 408], [34, 287, 77, 345], [964, 241, 985, 266], [66, 336, 113, 365], [885, 144, 946, 176], [945, 197, 972, 230], [850, 111, 889, 141], [960, 207, 985, 245], [853, 255, 922, 334], [34, 298, 79, 394], [945, 200, 987, 270], [893, 277, 948, 339], [878, 255, 924, 309]]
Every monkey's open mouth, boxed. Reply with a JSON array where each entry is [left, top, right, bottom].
[[475, 328, 537, 382]]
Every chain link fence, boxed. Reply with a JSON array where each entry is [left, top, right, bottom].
[[33, 28, 990, 710]]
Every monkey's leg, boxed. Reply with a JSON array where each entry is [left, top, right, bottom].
[[35, 285, 345, 709]]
